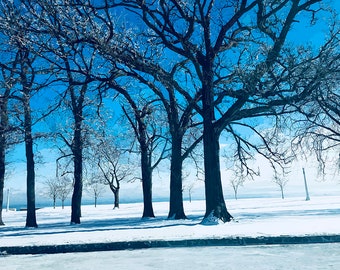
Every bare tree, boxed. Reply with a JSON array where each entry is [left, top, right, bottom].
[[57, 176, 72, 209], [4, 0, 338, 226], [0, 89, 10, 225], [183, 181, 195, 203], [44, 176, 72, 209], [0, 3, 40, 228], [291, 37, 340, 174], [182, 155, 204, 204], [272, 172, 289, 199], [86, 178, 105, 208], [230, 171, 246, 201], [108, 0, 338, 223], [44, 178, 59, 209], [0, 0, 63, 228], [94, 135, 133, 209], [0, 95, 8, 225], [20, 1, 109, 223], [0, 65, 14, 225], [121, 99, 169, 218], [40, 0, 205, 220], [24, 0, 202, 222]]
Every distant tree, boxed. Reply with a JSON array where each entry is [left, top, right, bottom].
[[86, 177, 105, 208], [45, 178, 59, 209], [95, 136, 134, 209], [44, 176, 72, 209], [272, 171, 289, 199], [230, 172, 246, 201], [182, 156, 204, 203], [57, 176, 72, 209], [302, 168, 311, 201], [183, 181, 195, 203]]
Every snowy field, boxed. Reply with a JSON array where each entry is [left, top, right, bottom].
[[1, 195, 340, 269]]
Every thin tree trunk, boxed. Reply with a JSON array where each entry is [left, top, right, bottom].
[[113, 189, 119, 209], [24, 96, 38, 228], [234, 188, 238, 200], [53, 196, 56, 209], [302, 168, 310, 201], [0, 96, 7, 225], [280, 186, 285, 199], [0, 144, 4, 225], [168, 137, 186, 219]]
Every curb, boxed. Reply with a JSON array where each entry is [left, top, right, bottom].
[[2, 235, 340, 255]]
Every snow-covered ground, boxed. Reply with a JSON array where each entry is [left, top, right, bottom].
[[3, 243, 340, 270], [1, 195, 340, 269]]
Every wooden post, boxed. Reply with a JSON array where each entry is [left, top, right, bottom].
[[302, 168, 310, 201]]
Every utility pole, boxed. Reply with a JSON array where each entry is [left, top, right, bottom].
[[302, 168, 310, 201]]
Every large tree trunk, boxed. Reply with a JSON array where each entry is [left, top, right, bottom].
[[70, 116, 83, 224], [24, 96, 38, 228], [141, 144, 155, 218], [168, 136, 186, 219], [201, 65, 232, 223], [202, 124, 232, 222]]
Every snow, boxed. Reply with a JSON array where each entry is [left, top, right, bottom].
[[3, 243, 340, 270], [1, 195, 340, 269]]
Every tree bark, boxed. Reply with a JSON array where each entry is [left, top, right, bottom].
[[201, 64, 232, 223], [70, 114, 83, 224], [0, 95, 8, 226], [53, 196, 56, 209], [202, 120, 233, 222], [113, 189, 119, 209], [168, 136, 186, 219], [141, 144, 155, 218], [0, 138, 5, 225], [24, 94, 38, 228]]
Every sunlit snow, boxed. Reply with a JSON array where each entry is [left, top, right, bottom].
[[1, 195, 340, 269]]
